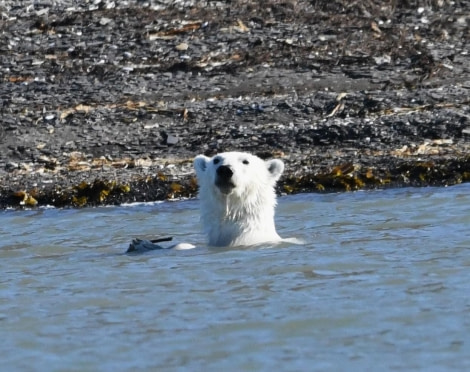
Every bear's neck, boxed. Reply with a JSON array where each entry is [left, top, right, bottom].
[[200, 189, 280, 247]]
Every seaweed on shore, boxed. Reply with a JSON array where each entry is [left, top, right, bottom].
[[2, 157, 469, 209], [281, 157, 470, 194]]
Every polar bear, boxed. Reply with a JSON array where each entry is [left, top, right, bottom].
[[127, 151, 286, 253], [194, 151, 285, 247]]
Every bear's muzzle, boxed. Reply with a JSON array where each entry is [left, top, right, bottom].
[[215, 165, 235, 194]]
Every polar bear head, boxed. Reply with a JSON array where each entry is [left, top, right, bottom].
[[194, 152, 284, 198], [193, 152, 284, 247]]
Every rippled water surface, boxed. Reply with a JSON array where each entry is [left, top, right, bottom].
[[2, 185, 470, 371]]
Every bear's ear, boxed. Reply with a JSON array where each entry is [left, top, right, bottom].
[[266, 159, 284, 181], [194, 155, 210, 175]]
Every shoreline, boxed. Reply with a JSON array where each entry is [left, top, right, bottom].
[[3, 154, 470, 209], [1, 0, 469, 209]]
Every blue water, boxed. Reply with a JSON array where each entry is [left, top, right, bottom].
[[1, 185, 470, 371]]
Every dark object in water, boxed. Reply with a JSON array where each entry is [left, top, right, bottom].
[[126, 236, 173, 253]]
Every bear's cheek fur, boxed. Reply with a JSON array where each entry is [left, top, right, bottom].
[[229, 168, 267, 197], [206, 166, 218, 187]]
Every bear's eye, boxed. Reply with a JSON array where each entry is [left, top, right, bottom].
[[242, 159, 249, 165], [213, 158, 220, 164]]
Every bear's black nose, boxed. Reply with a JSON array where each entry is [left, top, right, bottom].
[[216, 165, 233, 179]]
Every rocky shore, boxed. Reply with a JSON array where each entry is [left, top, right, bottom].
[[1, 0, 469, 208]]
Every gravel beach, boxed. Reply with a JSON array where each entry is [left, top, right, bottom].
[[1, 0, 469, 208]]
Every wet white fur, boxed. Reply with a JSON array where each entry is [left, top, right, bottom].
[[194, 152, 284, 247]]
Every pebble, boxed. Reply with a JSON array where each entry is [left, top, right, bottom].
[[175, 42, 189, 51], [5, 162, 19, 171], [166, 135, 179, 145]]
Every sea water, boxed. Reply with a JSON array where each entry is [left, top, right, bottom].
[[1, 184, 469, 371]]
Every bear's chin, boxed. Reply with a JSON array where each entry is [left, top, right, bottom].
[[215, 181, 235, 195]]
